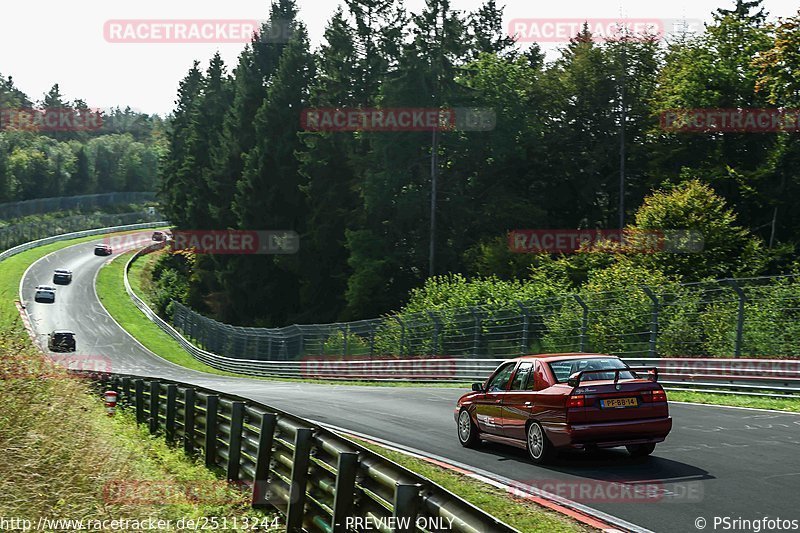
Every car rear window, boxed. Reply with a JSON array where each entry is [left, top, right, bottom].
[[549, 358, 633, 383]]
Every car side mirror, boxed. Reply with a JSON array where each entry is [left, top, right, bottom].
[[471, 383, 484, 392], [567, 374, 580, 388]]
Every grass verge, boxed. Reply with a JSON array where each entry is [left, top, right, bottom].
[[95, 251, 240, 376], [349, 436, 591, 533], [0, 336, 276, 529]]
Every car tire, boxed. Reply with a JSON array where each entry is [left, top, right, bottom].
[[626, 443, 656, 457], [526, 421, 554, 464], [457, 409, 480, 448]]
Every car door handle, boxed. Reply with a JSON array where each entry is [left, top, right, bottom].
[[525, 402, 532, 406]]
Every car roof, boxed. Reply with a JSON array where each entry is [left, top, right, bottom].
[[512, 353, 620, 363], [52, 330, 74, 334], [54, 268, 71, 273]]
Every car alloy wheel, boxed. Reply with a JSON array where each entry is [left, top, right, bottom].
[[527, 421, 553, 464], [457, 409, 479, 448]]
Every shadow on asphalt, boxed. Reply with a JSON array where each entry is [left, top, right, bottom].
[[474, 441, 713, 483]]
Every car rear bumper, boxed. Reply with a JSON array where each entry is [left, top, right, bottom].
[[545, 416, 672, 448]]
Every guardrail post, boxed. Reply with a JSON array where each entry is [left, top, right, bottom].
[[724, 279, 747, 358], [331, 452, 359, 533], [517, 301, 530, 355], [252, 413, 277, 509], [574, 295, 589, 353], [184, 388, 196, 454], [148, 381, 160, 434], [134, 379, 145, 424], [121, 377, 132, 408], [227, 402, 246, 481], [339, 325, 348, 356], [165, 384, 177, 443], [428, 311, 439, 356], [642, 287, 659, 358], [368, 322, 377, 356], [393, 483, 422, 533], [394, 316, 405, 356], [470, 307, 482, 357], [286, 428, 313, 532], [205, 395, 219, 467]]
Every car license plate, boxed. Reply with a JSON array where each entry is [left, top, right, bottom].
[[601, 397, 638, 409]]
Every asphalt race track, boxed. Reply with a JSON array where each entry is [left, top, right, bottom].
[[21, 240, 800, 532]]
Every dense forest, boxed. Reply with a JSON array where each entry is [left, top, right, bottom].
[[155, 0, 799, 328], [0, 78, 164, 202]]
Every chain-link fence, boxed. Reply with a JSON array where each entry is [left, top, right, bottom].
[[0, 192, 156, 220], [0, 210, 164, 250], [168, 275, 800, 361]]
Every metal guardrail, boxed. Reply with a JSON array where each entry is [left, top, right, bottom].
[[125, 247, 800, 397], [0, 221, 169, 264], [91, 372, 518, 533]]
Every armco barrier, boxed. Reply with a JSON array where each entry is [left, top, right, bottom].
[[126, 246, 800, 397], [92, 372, 518, 533], [0, 221, 169, 264]]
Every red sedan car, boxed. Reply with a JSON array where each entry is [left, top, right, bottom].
[[455, 354, 672, 463]]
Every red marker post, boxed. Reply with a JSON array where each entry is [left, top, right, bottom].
[[104, 391, 118, 416]]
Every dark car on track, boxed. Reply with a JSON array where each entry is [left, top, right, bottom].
[[48, 330, 76, 352], [94, 244, 112, 256], [152, 231, 166, 242], [53, 268, 73, 284], [455, 354, 672, 464]]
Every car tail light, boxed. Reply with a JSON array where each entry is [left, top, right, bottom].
[[566, 395, 585, 408], [641, 389, 667, 403]]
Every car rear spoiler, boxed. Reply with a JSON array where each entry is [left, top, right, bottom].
[[567, 366, 659, 388]]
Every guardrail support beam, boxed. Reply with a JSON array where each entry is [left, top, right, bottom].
[[724, 279, 747, 358], [134, 379, 145, 424], [286, 428, 313, 532], [204, 395, 219, 467], [574, 295, 589, 353], [393, 483, 422, 533], [642, 287, 659, 358], [252, 413, 277, 509], [226, 402, 246, 481], [148, 380, 160, 434], [331, 452, 359, 533], [165, 384, 177, 443], [183, 388, 196, 454]]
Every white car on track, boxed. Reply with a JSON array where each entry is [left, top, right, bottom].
[[34, 285, 57, 303]]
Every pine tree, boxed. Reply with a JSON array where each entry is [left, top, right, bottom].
[[160, 62, 203, 227]]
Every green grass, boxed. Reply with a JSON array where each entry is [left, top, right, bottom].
[[0, 336, 276, 529], [95, 251, 241, 376], [350, 436, 589, 533], [667, 390, 800, 413]]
